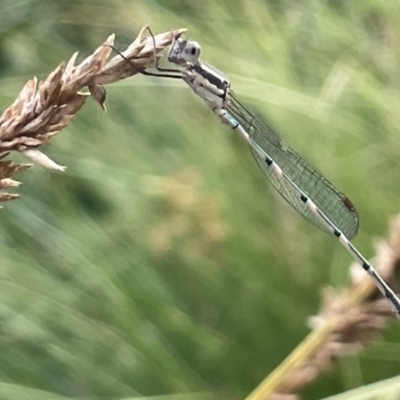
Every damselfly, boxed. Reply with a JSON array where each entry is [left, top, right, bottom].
[[113, 32, 400, 316]]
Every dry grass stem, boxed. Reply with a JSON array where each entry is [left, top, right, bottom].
[[246, 214, 400, 400], [0, 26, 186, 205]]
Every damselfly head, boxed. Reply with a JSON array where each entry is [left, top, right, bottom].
[[168, 38, 201, 65]]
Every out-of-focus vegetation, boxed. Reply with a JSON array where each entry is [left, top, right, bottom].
[[1, 0, 400, 399]]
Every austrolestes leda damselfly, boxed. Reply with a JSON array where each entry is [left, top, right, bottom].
[[115, 33, 400, 317]]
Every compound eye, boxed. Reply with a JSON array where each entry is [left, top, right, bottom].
[[184, 41, 201, 62]]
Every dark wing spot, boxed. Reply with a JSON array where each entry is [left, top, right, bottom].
[[343, 197, 356, 212]]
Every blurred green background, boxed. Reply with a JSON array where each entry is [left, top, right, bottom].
[[1, 0, 400, 399]]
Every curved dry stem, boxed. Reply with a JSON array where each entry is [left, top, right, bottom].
[[0, 26, 186, 204]]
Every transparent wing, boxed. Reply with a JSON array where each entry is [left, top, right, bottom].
[[228, 94, 359, 239]]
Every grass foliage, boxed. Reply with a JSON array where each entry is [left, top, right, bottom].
[[1, 0, 400, 399]]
